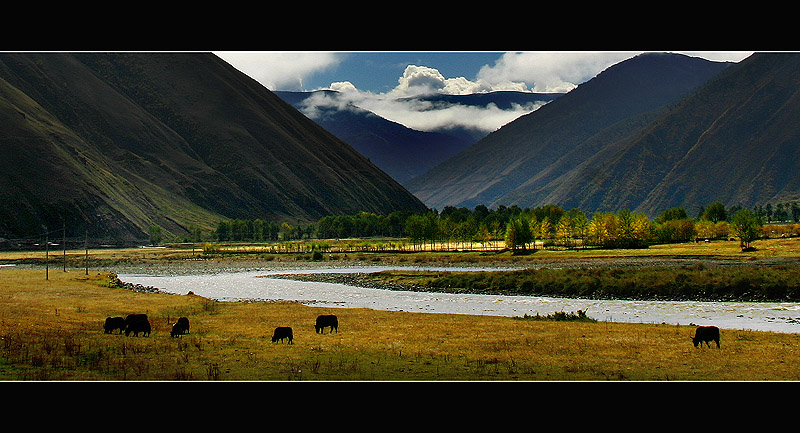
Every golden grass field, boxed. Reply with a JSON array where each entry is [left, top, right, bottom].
[[1, 238, 800, 381]]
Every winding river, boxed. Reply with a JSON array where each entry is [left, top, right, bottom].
[[118, 265, 800, 334]]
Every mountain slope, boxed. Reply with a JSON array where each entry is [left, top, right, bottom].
[[555, 52, 800, 216], [0, 53, 427, 240], [275, 90, 475, 183], [405, 53, 733, 211], [275, 90, 560, 184]]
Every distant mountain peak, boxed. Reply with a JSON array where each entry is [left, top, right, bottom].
[[405, 52, 740, 215]]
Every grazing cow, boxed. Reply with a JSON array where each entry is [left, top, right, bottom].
[[124, 313, 151, 337], [170, 316, 190, 337], [692, 325, 720, 348], [103, 316, 125, 334], [315, 314, 339, 334], [271, 326, 293, 344]]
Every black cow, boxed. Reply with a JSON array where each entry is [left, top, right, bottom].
[[272, 326, 293, 344], [692, 325, 720, 348], [315, 314, 339, 334], [103, 316, 125, 334], [170, 316, 190, 337], [124, 313, 151, 337]]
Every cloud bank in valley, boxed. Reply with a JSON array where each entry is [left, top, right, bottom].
[[316, 70, 547, 134], [308, 52, 635, 134]]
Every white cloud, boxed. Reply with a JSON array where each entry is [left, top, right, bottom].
[[679, 51, 754, 63], [305, 62, 542, 133], [309, 53, 644, 133], [218, 51, 756, 137], [300, 80, 547, 134], [477, 52, 637, 93], [215, 51, 342, 91], [356, 96, 547, 133], [343, 52, 754, 133], [475, 51, 755, 93], [386, 64, 529, 97], [329, 81, 358, 93]]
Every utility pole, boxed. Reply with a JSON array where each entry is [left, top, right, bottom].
[[45, 232, 49, 281], [63, 222, 66, 272], [84, 231, 88, 275]]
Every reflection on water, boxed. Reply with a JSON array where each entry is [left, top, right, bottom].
[[118, 266, 800, 334]]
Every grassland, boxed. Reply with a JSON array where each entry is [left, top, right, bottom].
[[1, 238, 800, 381]]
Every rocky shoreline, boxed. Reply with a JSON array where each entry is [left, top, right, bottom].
[[108, 273, 163, 294]]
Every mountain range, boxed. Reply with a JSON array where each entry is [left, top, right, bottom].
[[3, 51, 799, 243], [274, 90, 560, 183], [0, 53, 427, 241], [405, 52, 786, 216]]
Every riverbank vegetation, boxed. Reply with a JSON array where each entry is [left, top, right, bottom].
[[2, 266, 800, 381], [200, 202, 795, 256], [362, 264, 800, 302]]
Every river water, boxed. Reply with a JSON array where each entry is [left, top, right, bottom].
[[118, 265, 800, 334]]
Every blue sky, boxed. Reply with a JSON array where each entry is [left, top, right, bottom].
[[215, 51, 754, 134], [288, 52, 508, 93], [216, 51, 752, 94]]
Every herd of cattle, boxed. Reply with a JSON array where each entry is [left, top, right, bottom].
[[103, 313, 340, 345], [105, 312, 719, 348], [270, 314, 339, 344], [103, 314, 188, 337]]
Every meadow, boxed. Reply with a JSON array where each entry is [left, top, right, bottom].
[[1, 238, 800, 381]]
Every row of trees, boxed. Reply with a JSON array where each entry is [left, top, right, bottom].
[[696, 201, 800, 224], [503, 205, 764, 252], [200, 201, 771, 252], [213, 219, 313, 242]]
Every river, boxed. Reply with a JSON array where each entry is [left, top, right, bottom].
[[118, 265, 800, 334]]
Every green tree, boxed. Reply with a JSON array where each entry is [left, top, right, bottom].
[[505, 215, 532, 252], [657, 207, 688, 223], [731, 209, 762, 250], [148, 225, 163, 246], [570, 210, 589, 249], [702, 202, 727, 223], [216, 220, 231, 241], [556, 213, 573, 248], [539, 216, 553, 245]]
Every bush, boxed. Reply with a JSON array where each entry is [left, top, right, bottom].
[[517, 310, 596, 322], [419, 266, 800, 302]]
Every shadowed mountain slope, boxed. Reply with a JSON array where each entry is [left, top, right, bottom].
[[275, 90, 560, 184], [550, 52, 800, 216], [405, 53, 734, 212], [0, 53, 427, 241]]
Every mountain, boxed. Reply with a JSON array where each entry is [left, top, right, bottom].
[[0, 53, 428, 241], [541, 52, 800, 216], [275, 90, 474, 183], [275, 90, 560, 184], [405, 53, 735, 213]]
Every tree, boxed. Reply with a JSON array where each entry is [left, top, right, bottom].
[[216, 220, 231, 241], [631, 212, 653, 245], [657, 207, 688, 223], [148, 225, 163, 246], [505, 215, 532, 252], [556, 214, 573, 248], [538, 217, 553, 248], [730, 209, 762, 250], [570, 210, 589, 249], [702, 202, 727, 223], [405, 212, 439, 250], [528, 215, 540, 251]]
